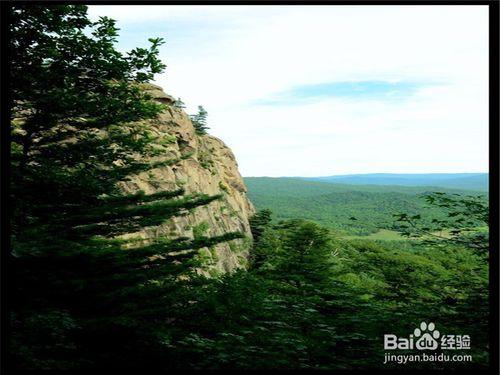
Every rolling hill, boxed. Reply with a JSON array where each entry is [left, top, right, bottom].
[[304, 173, 488, 191], [244, 177, 487, 236]]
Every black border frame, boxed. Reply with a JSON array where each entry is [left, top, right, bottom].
[[1, 1, 498, 374]]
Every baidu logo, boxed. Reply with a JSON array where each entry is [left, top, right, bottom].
[[384, 321, 470, 351], [414, 321, 440, 350]]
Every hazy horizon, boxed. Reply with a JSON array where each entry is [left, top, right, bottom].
[[243, 172, 488, 178]]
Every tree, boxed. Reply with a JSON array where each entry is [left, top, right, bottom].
[[173, 97, 186, 108], [9, 5, 243, 370], [190, 105, 209, 135], [164, 220, 343, 369], [10, 4, 166, 234], [248, 209, 273, 268], [269, 220, 335, 289], [249, 209, 272, 244], [394, 192, 489, 255]]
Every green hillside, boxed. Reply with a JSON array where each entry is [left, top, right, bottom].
[[244, 177, 486, 236]]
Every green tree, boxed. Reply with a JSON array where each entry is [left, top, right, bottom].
[[267, 220, 335, 288], [173, 97, 186, 108], [248, 209, 273, 268], [190, 105, 209, 135], [9, 5, 243, 370], [394, 192, 489, 255], [161, 220, 343, 369], [125, 217, 488, 370], [249, 209, 272, 243], [10, 4, 166, 234], [8, 4, 489, 372]]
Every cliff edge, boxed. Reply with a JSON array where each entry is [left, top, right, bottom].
[[117, 83, 255, 274]]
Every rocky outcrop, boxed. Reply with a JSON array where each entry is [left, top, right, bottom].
[[117, 83, 255, 274]]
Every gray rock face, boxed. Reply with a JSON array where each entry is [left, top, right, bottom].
[[117, 84, 255, 274]]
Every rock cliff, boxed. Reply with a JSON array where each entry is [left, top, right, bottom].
[[117, 83, 255, 274]]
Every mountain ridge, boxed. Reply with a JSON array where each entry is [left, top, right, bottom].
[[302, 173, 488, 191], [244, 173, 488, 191]]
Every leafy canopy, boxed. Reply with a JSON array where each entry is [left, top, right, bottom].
[[394, 192, 489, 254]]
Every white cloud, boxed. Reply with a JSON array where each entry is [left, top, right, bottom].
[[88, 5, 489, 176]]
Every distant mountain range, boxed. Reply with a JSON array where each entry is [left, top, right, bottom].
[[302, 173, 488, 191]]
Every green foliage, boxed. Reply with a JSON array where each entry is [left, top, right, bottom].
[[199, 151, 215, 170], [8, 5, 489, 371], [190, 105, 209, 135], [245, 177, 486, 236], [249, 209, 272, 245], [9, 6, 243, 370], [150, 217, 488, 370], [192, 221, 210, 239], [218, 181, 229, 193], [173, 97, 186, 108], [394, 192, 489, 254]]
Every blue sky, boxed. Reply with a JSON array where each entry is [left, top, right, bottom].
[[88, 5, 488, 177], [256, 81, 430, 105]]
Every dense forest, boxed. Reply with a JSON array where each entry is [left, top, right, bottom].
[[245, 177, 488, 236], [7, 5, 489, 371]]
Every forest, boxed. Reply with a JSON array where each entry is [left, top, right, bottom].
[[7, 5, 490, 371], [245, 177, 488, 236]]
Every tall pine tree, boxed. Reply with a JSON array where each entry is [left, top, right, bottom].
[[9, 5, 242, 370]]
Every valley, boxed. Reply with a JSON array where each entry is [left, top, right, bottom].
[[244, 175, 487, 237]]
